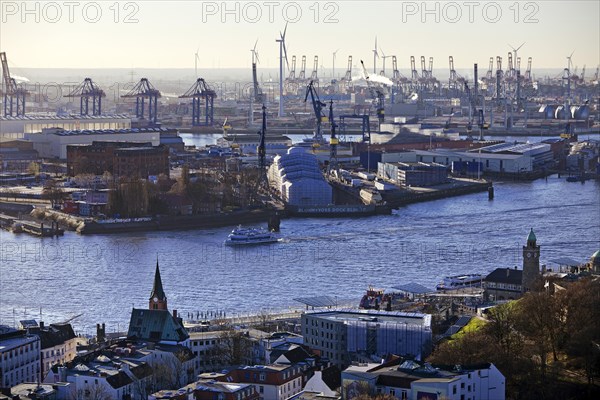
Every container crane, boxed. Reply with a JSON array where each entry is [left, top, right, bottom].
[[360, 60, 385, 128], [304, 80, 327, 143], [257, 104, 267, 173], [121, 78, 161, 126], [1, 52, 27, 116]]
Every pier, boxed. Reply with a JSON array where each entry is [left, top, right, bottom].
[[0, 213, 63, 237]]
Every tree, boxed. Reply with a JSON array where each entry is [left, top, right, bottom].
[[71, 383, 112, 400], [209, 329, 255, 366], [42, 179, 66, 208], [28, 161, 41, 183]]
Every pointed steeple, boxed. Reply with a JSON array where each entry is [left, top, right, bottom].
[[149, 257, 167, 310], [527, 228, 537, 247]]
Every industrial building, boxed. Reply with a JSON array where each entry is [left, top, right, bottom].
[[67, 141, 169, 177], [0, 114, 131, 140], [302, 310, 432, 369], [369, 141, 553, 174], [377, 161, 448, 186], [268, 147, 332, 206], [25, 127, 163, 159]]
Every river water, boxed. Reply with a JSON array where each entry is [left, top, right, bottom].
[[1, 133, 598, 334]]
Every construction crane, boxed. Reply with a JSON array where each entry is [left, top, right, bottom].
[[1, 52, 27, 116], [251, 40, 264, 103], [64, 78, 106, 116], [257, 104, 267, 173], [304, 80, 327, 143], [327, 100, 339, 174], [121, 78, 161, 126], [464, 81, 477, 136], [360, 60, 385, 127], [410, 56, 419, 91]]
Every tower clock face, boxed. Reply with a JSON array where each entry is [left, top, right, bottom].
[[153, 297, 158, 302], [527, 252, 532, 258]]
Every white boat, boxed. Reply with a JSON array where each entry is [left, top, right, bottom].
[[436, 274, 483, 291], [224, 226, 280, 246]]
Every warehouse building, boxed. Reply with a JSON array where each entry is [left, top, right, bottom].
[[377, 161, 448, 186]]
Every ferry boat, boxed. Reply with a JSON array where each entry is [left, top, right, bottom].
[[224, 226, 280, 246], [436, 274, 483, 291]]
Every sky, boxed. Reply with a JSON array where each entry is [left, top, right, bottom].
[[1, 0, 599, 72]]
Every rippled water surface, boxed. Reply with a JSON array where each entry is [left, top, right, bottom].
[[1, 175, 598, 334]]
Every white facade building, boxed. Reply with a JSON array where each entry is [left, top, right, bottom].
[[0, 327, 41, 388]]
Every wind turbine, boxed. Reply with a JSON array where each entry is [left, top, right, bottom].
[[194, 47, 200, 78], [379, 46, 391, 77], [566, 51, 575, 71], [508, 42, 525, 71], [332, 48, 340, 80], [372, 37, 379, 74], [251, 39, 260, 64], [276, 22, 289, 117]]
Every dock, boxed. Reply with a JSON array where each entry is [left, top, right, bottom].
[[0, 213, 64, 237]]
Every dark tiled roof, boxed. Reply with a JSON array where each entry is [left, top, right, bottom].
[[127, 309, 189, 342], [375, 374, 416, 389], [31, 323, 77, 349], [281, 346, 312, 364], [321, 366, 341, 391], [106, 370, 133, 389], [131, 363, 154, 379], [484, 268, 523, 285]]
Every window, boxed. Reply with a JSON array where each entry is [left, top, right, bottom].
[[259, 386, 264, 394], [453, 385, 457, 394], [389, 389, 395, 396], [259, 373, 265, 381], [401, 391, 407, 400]]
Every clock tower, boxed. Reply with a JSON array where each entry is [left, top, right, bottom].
[[522, 228, 541, 293], [149, 259, 168, 310]]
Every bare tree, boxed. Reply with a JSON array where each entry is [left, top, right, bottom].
[[209, 329, 255, 366]]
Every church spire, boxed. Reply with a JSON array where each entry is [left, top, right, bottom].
[[149, 257, 168, 310]]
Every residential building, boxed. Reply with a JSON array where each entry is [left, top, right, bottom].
[[150, 379, 259, 400], [0, 327, 41, 388], [26, 321, 80, 378], [219, 364, 307, 400], [341, 358, 505, 400], [302, 310, 432, 369], [302, 366, 341, 398]]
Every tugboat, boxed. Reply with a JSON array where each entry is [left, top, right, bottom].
[[224, 226, 280, 246]]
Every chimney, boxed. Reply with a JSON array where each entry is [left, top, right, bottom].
[[173, 309, 178, 319], [39, 321, 44, 329], [506, 268, 510, 277]]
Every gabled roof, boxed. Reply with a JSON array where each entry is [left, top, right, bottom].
[[30, 323, 77, 349], [127, 309, 189, 343], [280, 346, 312, 364], [106, 370, 133, 389], [321, 366, 342, 391], [484, 268, 523, 285]]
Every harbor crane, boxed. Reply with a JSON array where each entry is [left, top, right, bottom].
[[360, 60, 385, 127], [304, 80, 327, 144], [1, 52, 27, 116], [179, 78, 216, 126], [341, 55, 353, 87], [65, 78, 105, 116], [299, 56, 307, 81], [464, 81, 477, 136], [310, 56, 319, 82], [121, 78, 161, 126], [287, 55, 297, 81]]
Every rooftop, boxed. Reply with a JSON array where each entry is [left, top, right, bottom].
[[305, 309, 430, 326], [40, 127, 167, 137]]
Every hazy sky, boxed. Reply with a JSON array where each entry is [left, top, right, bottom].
[[2, 0, 599, 71]]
